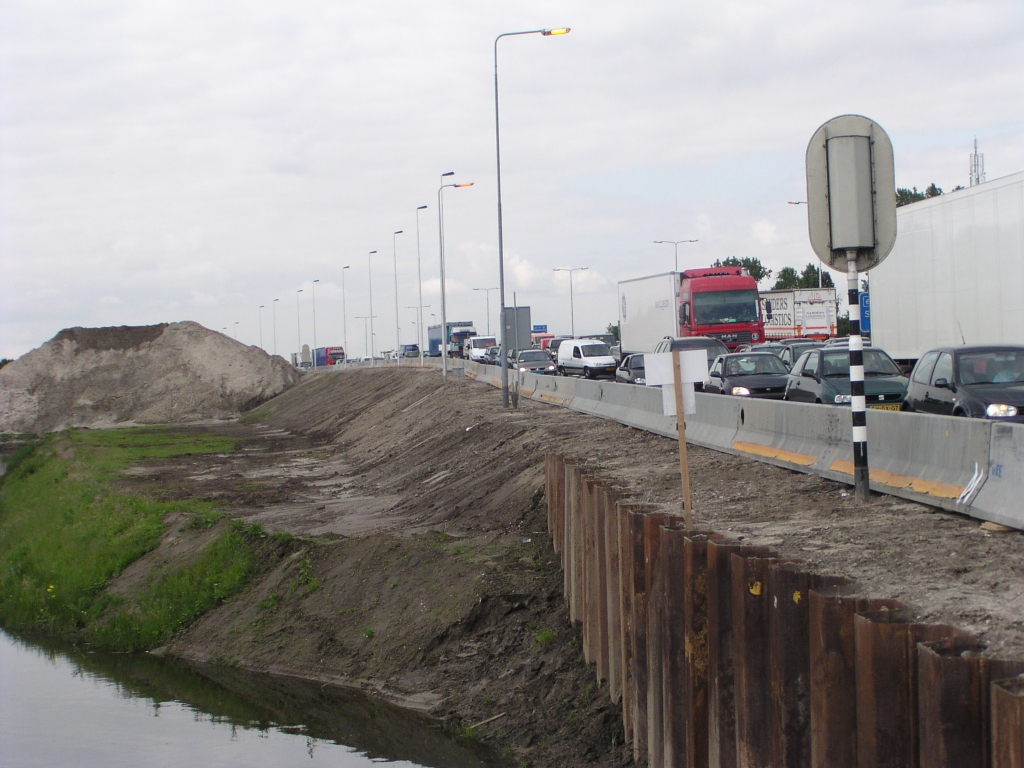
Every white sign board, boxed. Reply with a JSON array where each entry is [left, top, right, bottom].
[[645, 350, 708, 416], [805, 114, 896, 273]]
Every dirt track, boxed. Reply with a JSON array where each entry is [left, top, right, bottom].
[[117, 366, 1024, 766]]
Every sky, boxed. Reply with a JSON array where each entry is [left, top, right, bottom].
[[2, 0, 1023, 360]]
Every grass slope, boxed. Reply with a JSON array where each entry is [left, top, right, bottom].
[[0, 427, 271, 651]]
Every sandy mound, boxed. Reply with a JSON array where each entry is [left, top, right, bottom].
[[0, 322, 300, 434]]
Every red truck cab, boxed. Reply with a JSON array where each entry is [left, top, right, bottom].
[[678, 267, 764, 350]]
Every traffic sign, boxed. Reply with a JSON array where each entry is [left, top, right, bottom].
[[859, 292, 871, 333], [805, 115, 896, 273]]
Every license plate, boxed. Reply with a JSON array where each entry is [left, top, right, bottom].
[[869, 404, 900, 411]]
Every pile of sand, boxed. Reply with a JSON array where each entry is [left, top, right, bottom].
[[0, 322, 300, 434]]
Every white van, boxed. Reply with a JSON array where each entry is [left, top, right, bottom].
[[556, 339, 617, 378], [464, 335, 497, 362]]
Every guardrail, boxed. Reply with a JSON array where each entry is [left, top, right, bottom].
[[465, 361, 1022, 530], [546, 454, 1024, 768]]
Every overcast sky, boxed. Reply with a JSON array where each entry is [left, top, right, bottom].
[[2, 0, 1022, 360]]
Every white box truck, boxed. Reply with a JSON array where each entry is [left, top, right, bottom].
[[759, 288, 837, 340], [869, 170, 1024, 365], [618, 273, 679, 354]]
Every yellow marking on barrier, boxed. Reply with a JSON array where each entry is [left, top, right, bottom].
[[749, 581, 762, 596], [792, 590, 802, 605], [536, 394, 571, 406], [829, 460, 965, 499], [732, 441, 817, 466]]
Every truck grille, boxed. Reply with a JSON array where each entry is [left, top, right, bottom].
[[710, 331, 753, 344]]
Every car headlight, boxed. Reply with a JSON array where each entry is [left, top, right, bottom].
[[731, 386, 751, 396], [834, 394, 852, 404], [986, 403, 1018, 418], [636, 377, 646, 385], [518, 366, 527, 372], [547, 365, 556, 371]]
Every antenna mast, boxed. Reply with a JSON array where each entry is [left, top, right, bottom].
[[969, 138, 986, 187]]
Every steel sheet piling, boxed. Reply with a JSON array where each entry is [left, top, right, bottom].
[[594, 483, 613, 685], [707, 541, 775, 768], [733, 555, 802, 768], [918, 638, 1024, 768], [683, 532, 720, 768], [992, 675, 1024, 768], [581, 475, 600, 665], [809, 588, 901, 768], [854, 610, 965, 768], [630, 510, 652, 762], [646, 512, 681, 768], [603, 486, 624, 702]]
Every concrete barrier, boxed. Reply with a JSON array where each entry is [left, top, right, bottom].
[[463, 364, 1018, 527], [969, 422, 1024, 528]]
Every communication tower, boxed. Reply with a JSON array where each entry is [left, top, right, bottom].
[[969, 138, 986, 187]]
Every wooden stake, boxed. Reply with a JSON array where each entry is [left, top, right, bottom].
[[671, 349, 694, 531]]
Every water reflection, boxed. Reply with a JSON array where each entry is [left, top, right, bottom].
[[0, 630, 500, 768]]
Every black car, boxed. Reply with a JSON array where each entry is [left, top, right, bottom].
[[784, 347, 907, 408], [903, 345, 1024, 421], [705, 353, 789, 398], [616, 353, 646, 385], [778, 341, 824, 370]]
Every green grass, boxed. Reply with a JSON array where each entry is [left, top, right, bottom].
[[0, 428, 268, 651]]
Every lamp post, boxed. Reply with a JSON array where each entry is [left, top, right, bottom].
[[341, 265, 350, 364], [311, 279, 320, 367], [392, 230, 403, 366], [258, 305, 264, 349], [233, 321, 239, 340], [296, 289, 303, 360], [494, 26, 570, 407], [553, 267, 588, 338], [653, 239, 699, 272], [367, 250, 378, 361], [355, 315, 374, 361], [438, 175, 474, 379], [415, 205, 428, 367], [473, 287, 498, 335], [272, 298, 279, 355]]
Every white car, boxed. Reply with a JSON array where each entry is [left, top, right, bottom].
[[556, 339, 617, 379], [464, 336, 497, 363]]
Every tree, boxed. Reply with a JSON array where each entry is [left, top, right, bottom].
[[712, 256, 772, 284], [0, 358, 11, 370], [799, 263, 834, 289], [772, 266, 801, 290], [897, 183, 944, 207], [606, 323, 620, 344]]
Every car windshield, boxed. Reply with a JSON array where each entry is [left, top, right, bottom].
[[581, 343, 611, 356], [518, 351, 549, 362], [693, 290, 760, 325], [724, 354, 788, 376], [958, 350, 1024, 385], [821, 349, 902, 377]]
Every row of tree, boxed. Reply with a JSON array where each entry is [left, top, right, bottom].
[[711, 257, 834, 290]]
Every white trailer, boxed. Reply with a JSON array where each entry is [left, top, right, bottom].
[[870, 170, 1024, 363], [759, 288, 837, 339], [617, 272, 679, 353]]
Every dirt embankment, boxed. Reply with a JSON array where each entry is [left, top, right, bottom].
[[0, 322, 299, 435], [112, 367, 1024, 767]]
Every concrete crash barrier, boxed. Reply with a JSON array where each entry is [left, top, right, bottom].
[[544, 457, 1024, 767], [970, 421, 1024, 530]]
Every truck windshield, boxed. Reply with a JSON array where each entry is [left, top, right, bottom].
[[693, 290, 759, 325]]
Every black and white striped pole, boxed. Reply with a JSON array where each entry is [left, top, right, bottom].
[[805, 115, 897, 503], [846, 248, 869, 499]]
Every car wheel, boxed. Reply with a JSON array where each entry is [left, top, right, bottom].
[[900, 402, 913, 412], [584, 367, 593, 379], [557, 366, 565, 376], [952, 409, 967, 417], [815, 399, 822, 404]]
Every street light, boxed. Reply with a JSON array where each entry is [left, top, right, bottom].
[[392, 231, 403, 367], [272, 298, 279, 355], [438, 175, 474, 379], [473, 287, 498, 335], [494, 26, 570, 408], [233, 321, 239, 340], [415, 205, 428, 367], [553, 267, 588, 338], [654, 239, 699, 272], [311, 279, 320, 367], [341, 265, 351, 364], [258, 305, 264, 349], [355, 315, 375, 361], [367, 250, 378, 360], [296, 289, 304, 360]]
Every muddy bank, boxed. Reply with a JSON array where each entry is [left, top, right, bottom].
[[110, 367, 1024, 766]]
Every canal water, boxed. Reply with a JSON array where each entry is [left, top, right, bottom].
[[0, 629, 501, 768]]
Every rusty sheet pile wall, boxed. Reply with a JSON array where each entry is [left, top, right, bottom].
[[544, 453, 1024, 768]]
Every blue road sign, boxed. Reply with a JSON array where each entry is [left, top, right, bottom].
[[859, 292, 870, 333]]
